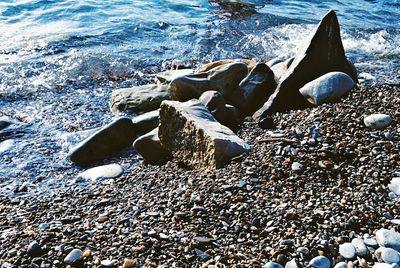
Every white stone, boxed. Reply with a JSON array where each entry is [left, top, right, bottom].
[[364, 114, 392, 129], [352, 238, 369, 256], [334, 262, 348, 268], [376, 229, 400, 252], [0, 139, 15, 154], [299, 72, 354, 105], [291, 162, 304, 172], [339, 243, 356, 259], [388, 178, 400, 196], [381, 248, 400, 264], [78, 164, 123, 182]]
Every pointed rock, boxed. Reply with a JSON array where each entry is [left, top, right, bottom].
[[158, 100, 250, 169], [253, 10, 357, 119], [228, 63, 276, 116]]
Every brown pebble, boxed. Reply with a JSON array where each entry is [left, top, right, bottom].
[[123, 258, 136, 268], [82, 249, 91, 257]]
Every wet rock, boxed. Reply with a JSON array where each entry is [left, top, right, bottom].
[[0, 117, 12, 130], [364, 114, 392, 129], [158, 99, 250, 169], [388, 177, 400, 196], [227, 63, 276, 116], [169, 62, 248, 101], [299, 72, 354, 105], [270, 57, 294, 82], [309, 256, 330, 268], [27, 241, 42, 258], [196, 58, 256, 73], [133, 128, 171, 164], [253, 10, 357, 119], [0, 139, 15, 154], [110, 84, 170, 113], [64, 249, 83, 266], [155, 69, 194, 84], [131, 110, 159, 136], [68, 117, 136, 165], [381, 248, 400, 264], [340, 243, 356, 259], [264, 261, 284, 268], [199, 91, 240, 127], [77, 164, 123, 182], [352, 238, 369, 257], [376, 229, 400, 251]]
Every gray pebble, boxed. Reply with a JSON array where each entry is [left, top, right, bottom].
[[339, 243, 356, 259], [381, 248, 400, 264]]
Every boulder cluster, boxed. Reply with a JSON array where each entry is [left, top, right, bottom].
[[69, 10, 366, 169]]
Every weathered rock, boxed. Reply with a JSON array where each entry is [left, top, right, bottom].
[[381, 248, 400, 264], [253, 10, 358, 119], [376, 229, 400, 251], [340, 242, 356, 259], [68, 117, 136, 165], [299, 72, 354, 105], [199, 91, 241, 127], [64, 249, 83, 266], [158, 100, 250, 169], [169, 62, 248, 102], [270, 57, 294, 82], [196, 58, 256, 73], [110, 84, 170, 113], [389, 177, 400, 196], [131, 110, 159, 136], [133, 128, 171, 164], [227, 63, 276, 116], [155, 69, 194, 84], [364, 114, 393, 129], [77, 164, 123, 182]]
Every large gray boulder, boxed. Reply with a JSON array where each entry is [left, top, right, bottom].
[[253, 10, 358, 120], [133, 128, 171, 164], [158, 100, 250, 169], [227, 63, 276, 116], [68, 117, 136, 165], [169, 62, 248, 102], [299, 72, 354, 105], [110, 84, 170, 113]]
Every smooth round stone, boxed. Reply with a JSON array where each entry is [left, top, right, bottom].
[[340, 243, 356, 259], [381, 248, 400, 264], [291, 162, 304, 172], [309, 256, 330, 268], [77, 164, 123, 182], [27, 241, 42, 257], [334, 262, 348, 268], [352, 238, 369, 256], [376, 229, 400, 252], [388, 178, 400, 196], [264, 262, 284, 268], [101, 259, 114, 267], [0, 139, 15, 154], [364, 238, 379, 248], [64, 249, 83, 266], [372, 263, 397, 268], [364, 114, 392, 129]]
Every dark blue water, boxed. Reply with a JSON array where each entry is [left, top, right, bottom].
[[0, 0, 399, 196]]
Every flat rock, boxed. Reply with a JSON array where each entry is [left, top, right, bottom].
[[68, 117, 136, 165], [196, 58, 256, 73], [352, 238, 369, 257], [110, 84, 170, 113], [227, 63, 276, 116], [169, 62, 248, 102], [389, 177, 400, 196], [131, 110, 159, 136], [253, 10, 357, 119], [299, 72, 354, 105], [158, 100, 250, 169], [381, 248, 400, 264], [364, 238, 379, 248], [77, 164, 123, 182], [155, 69, 194, 84], [376, 229, 400, 251], [364, 114, 392, 129], [339, 242, 356, 259], [133, 128, 171, 164]]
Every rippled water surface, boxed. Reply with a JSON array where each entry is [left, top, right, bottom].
[[0, 0, 399, 195]]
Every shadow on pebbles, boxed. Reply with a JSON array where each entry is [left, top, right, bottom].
[[0, 84, 399, 267]]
